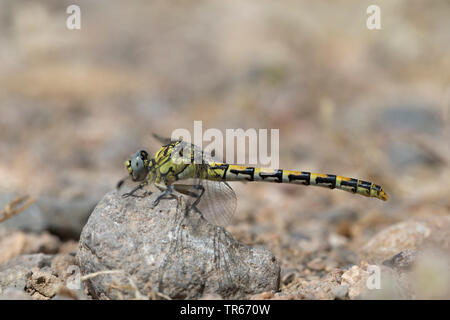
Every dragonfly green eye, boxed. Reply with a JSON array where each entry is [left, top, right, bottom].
[[127, 149, 149, 181]]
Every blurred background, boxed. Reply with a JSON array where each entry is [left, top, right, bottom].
[[0, 0, 449, 299]]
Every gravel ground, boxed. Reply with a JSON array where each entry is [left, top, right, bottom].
[[0, 0, 449, 299]]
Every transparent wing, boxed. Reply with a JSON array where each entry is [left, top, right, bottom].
[[168, 141, 236, 227], [173, 178, 237, 227], [197, 180, 237, 227]]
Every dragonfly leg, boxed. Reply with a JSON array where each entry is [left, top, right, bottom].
[[190, 185, 207, 221], [172, 184, 206, 219], [172, 184, 202, 198], [190, 184, 205, 208], [172, 184, 205, 207], [153, 184, 176, 206], [122, 181, 150, 198]]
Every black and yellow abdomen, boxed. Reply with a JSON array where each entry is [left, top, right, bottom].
[[205, 163, 388, 201]]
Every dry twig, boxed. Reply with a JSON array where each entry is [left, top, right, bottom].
[[0, 195, 35, 224]]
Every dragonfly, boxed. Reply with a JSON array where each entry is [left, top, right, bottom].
[[118, 137, 388, 227]]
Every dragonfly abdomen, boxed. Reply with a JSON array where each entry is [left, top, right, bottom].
[[208, 163, 388, 201]]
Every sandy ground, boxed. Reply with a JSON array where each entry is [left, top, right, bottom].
[[0, 0, 449, 299]]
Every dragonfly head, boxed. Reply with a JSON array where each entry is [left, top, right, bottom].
[[126, 149, 150, 181]]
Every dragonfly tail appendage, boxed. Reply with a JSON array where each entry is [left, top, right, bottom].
[[213, 164, 388, 201]]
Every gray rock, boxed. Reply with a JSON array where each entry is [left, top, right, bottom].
[[0, 253, 89, 300], [26, 269, 61, 298], [379, 104, 440, 134], [387, 142, 437, 170], [361, 216, 450, 264], [318, 207, 357, 223], [383, 249, 418, 270], [0, 194, 45, 233], [77, 191, 280, 299], [331, 285, 348, 299], [281, 268, 300, 285], [0, 266, 30, 291], [0, 193, 97, 239], [0, 287, 31, 300], [37, 196, 97, 239], [0, 254, 53, 290], [0, 253, 54, 272]]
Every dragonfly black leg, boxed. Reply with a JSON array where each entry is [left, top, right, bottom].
[[191, 184, 205, 208], [172, 184, 205, 218], [153, 184, 176, 206], [122, 181, 150, 198], [185, 184, 206, 220]]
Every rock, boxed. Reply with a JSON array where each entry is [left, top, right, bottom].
[[77, 191, 280, 299], [341, 265, 370, 299], [387, 142, 437, 170], [342, 248, 450, 299], [249, 291, 275, 300], [0, 254, 53, 290], [328, 233, 348, 248], [281, 269, 297, 285], [339, 264, 405, 299], [280, 268, 343, 300], [37, 196, 97, 239], [51, 253, 77, 281], [379, 104, 440, 134], [307, 258, 325, 271], [26, 270, 61, 298], [383, 249, 418, 270], [360, 216, 450, 263], [58, 240, 79, 254], [0, 193, 97, 239], [199, 293, 224, 300], [0, 287, 31, 300], [331, 285, 348, 299], [0, 253, 54, 271], [340, 263, 420, 299], [410, 249, 450, 299], [319, 207, 357, 224], [0, 253, 87, 300], [0, 194, 46, 233], [0, 227, 60, 264]]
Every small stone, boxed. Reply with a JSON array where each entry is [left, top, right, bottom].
[[361, 216, 450, 263], [50, 254, 77, 280], [379, 104, 440, 134], [281, 271, 296, 285], [31, 292, 48, 300], [249, 291, 274, 300], [0, 287, 31, 300], [307, 258, 325, 271], [27, 270, 61, 298], [0, 227, 60, 264], [53, 286, 82, 300], [199, 293, 223, 300], [0, 254, 53, 290], [0, 193, 97, 238], [387, 142, 438, 170], [383, 249, 418, 270], [328, 233, 348, 248], [331, 285, 348, 299], [0, 194, 45, 233], [58, 240, 79, 254], [341, 265, 370, 299], [37, 196, 98, 239]]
